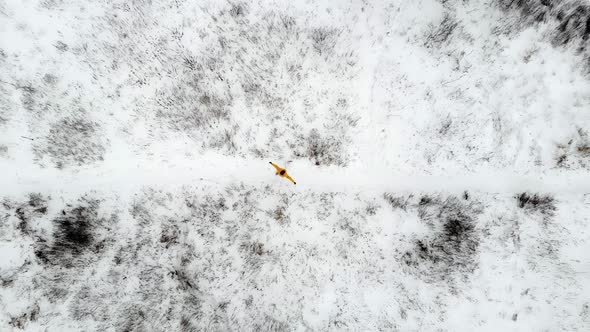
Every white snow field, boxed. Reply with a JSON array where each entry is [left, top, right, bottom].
[[1, 0, 590, 331]]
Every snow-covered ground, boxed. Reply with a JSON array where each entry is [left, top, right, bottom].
[[1, 0, 590, 330]]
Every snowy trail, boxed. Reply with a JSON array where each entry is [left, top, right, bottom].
[[2, 154, 590, 197]]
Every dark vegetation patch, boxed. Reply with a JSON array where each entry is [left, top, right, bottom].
[[54, 41, 69, 52], [180, 316, 199, 332], [498, 0, 555, 23], [15, 193, 49, 236], [556, 128, 590, 169], [365, 201, 379, 216], [27, 192, 46, 208], [424, 12, 459, 49], [241, 241, 266, 256], [33, 116, 107, 168], [43, 73, 58, 85], [292, 128, 346, 166], [499, 0, 590, 68], [270, 204, 290, 225], [253, 316, 291, 332], [240, 240, 268, 271], [130, 4, 355, 160], [419, 195, 433, 206], [208, 125, 238, 153], [19, 83, 37, 113], [438, 117, 453, 135], [310, 27, 341, 56], [316, 192, 336, 220], [185, 194, 228, 225], [383, 193, 412, 211], [0, 79, 40, 119], [9, 303, 40, 330], [0, 80, 11, 126], [154, 88, 232, 133], [61, 187, 205, 330], [229, 2, 249, 18], [516, 192, 556, 216], [336, 214, 359, 238], [129, 194, 156, 227], [169, 268, 196, 291], [35, 198, 108, 268], [1, 275, 14, 288], [402, 195, 483, 283], [68, 286, 112, 323], [116, 305, 148, 332], [160, 222, 180, 249]]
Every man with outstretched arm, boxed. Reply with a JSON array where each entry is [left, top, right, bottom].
[[269, 162, 296, 185]]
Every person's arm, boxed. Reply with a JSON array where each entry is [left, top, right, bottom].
[[269, 162, 282, 173], [285, 174, 296, 184]]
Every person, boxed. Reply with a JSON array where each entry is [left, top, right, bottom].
[[269, 162, 296, 185]]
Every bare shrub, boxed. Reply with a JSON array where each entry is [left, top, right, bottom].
[[154, 88, 231, 133], [424, 13, 458, 48], [270, 205, 290, 225], [498, 0, 554, 23], [229, 3, 248, 18], [8, 304, 40, 330], [310, 27, 340, 55], [297, 128, 346, 166], [403, 195, 483, 282], [556, 5, 590, 44], [160, 222, 180, 249], [253, 316, 291, 332], [185, 194, 228, 225], [516, 192, 556, 216], [383, 193, 411, 211], [208, 125, 238, 153], [35, 198, 109, 268], [240, 240, 267, 271], [499, 0, 590, 68], [33, 116, 107, 168], [15, 193, 48, 236], [555, 128, 590, 169]]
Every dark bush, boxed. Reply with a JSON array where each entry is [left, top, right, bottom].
[[383, 193, 411, 211], [35, 199, 106, 267], [15, 193, 48, 236], [9, 304, 40, 329], [310, 27, 340, 55], [271, 205, 290, 224], [555, 128, 590, 169], [424, 13, 458, 48], [516, 192, 556, 216], [229, 3, 248, 18], [302, 129, 346, 166], [404, 195, 482, 282], [160, 223, 180, 249], [500, 0, 590, 61], [34, 116, 106, 168]]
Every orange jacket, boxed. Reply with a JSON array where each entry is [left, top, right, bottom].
[[269, 162, 296, 184]]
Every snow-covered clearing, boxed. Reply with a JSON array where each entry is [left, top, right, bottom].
[[1, 0, 590, 331]]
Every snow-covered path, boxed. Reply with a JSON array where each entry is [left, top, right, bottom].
[[2, 154, 590, 197]]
